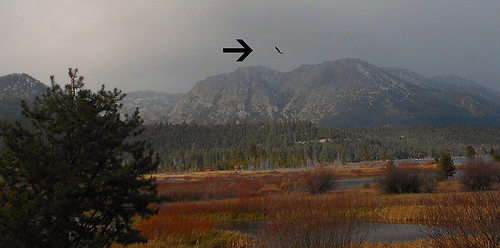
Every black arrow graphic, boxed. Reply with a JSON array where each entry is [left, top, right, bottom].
[[223, 39, 253, 62]]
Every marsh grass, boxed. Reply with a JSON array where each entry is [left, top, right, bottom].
[[260, 211, 363, 248], [118, 167, 500, 247], [423, 191, 500, 247]]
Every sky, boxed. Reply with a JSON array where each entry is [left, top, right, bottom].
[[1, 1, 499, 93]]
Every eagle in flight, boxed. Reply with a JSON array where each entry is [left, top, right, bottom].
[[275, 46, 283, 55]]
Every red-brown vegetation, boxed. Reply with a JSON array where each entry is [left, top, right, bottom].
[[424, 191, 500, 247], [422, 160, 435, 166], [377, 166, 437, 194], [301, 167, 338, 194], [156, 172, 302, 202], [459, 159, 500, 191], [124, 165, 500, 247], [397, 161, 421, 167], [137, 215, 214, 239], [261, 210, 362, 248]]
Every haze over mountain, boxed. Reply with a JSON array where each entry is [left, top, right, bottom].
[[3, 2, 500, 94], [1, 58, 500, 127]]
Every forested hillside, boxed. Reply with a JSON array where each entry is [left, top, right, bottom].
[[141, 121, 500, 171]]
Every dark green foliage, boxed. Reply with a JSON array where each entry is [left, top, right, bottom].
[[466, 145, 476, 159], [437, 152, 456, 179], [460, 159, 500, 191], [434, 154, 440, 164], [490, 148, 500, 162], [0, 69, 158, 247], [140, 122, 500, 171], [377, 167, 437, 194]]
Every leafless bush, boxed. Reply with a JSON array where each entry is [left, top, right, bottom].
[[377, 167, 437, 194], [260, 210, 363, 248], [460, 159, 500, 191], [302, 167, 338, 194], [424, 191, 500, 247]]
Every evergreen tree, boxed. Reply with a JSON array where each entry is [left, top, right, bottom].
[[437, 152, 456, 179], [0, 69, 158, 247], [466, 145, 476, 159]]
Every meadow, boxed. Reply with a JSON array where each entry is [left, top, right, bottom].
[[115, 160, 500, 247]]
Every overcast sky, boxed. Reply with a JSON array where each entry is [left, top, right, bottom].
[[1, 1, 499, 93]]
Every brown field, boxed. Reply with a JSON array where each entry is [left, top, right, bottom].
[[117, 163, 500, 248]]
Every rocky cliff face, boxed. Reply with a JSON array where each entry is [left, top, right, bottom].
[[167, 58, 500, 127], [168, 66, 284, 124]]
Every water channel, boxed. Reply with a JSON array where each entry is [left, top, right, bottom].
[[216, 221, 429, 243]]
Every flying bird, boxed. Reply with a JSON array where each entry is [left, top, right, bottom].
[[275, 46, 283, 55]]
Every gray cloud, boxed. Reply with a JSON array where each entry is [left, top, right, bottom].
[[1, 1, 499, 93]]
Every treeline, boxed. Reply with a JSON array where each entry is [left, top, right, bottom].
[[139, 121, 500, 171]]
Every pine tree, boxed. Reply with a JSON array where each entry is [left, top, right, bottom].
[[0, 69, 158, 247], [437, 152, 456, 180], [466, 145, 476, 159]]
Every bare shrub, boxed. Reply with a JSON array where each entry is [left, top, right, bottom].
[[377, 167, 437, 194], [260, 210, 363, 248], [421, 172, 438, 193], [302, 167, 338, 194], [424, 191, 500, 247], [460, 159, 500, 191]]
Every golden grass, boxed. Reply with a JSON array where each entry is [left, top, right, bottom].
[[152, 163, 387, 182], [113, 230, 256, 248], [360, 239, 433, 248]]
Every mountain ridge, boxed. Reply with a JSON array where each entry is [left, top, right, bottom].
[[1, 59, 499, 127], [167, 58, 500, 127]]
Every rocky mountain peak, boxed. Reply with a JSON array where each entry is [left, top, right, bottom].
[[167, 58, 500, 127], [0, 73, 47, 98]]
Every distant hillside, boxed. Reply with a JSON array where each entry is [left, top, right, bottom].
[[0, 73, 47, 119], [121, 91, 183, 123], [167, 58, 500, 127], [431, 74, 500, 107], [0, 74, 183, 122]]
